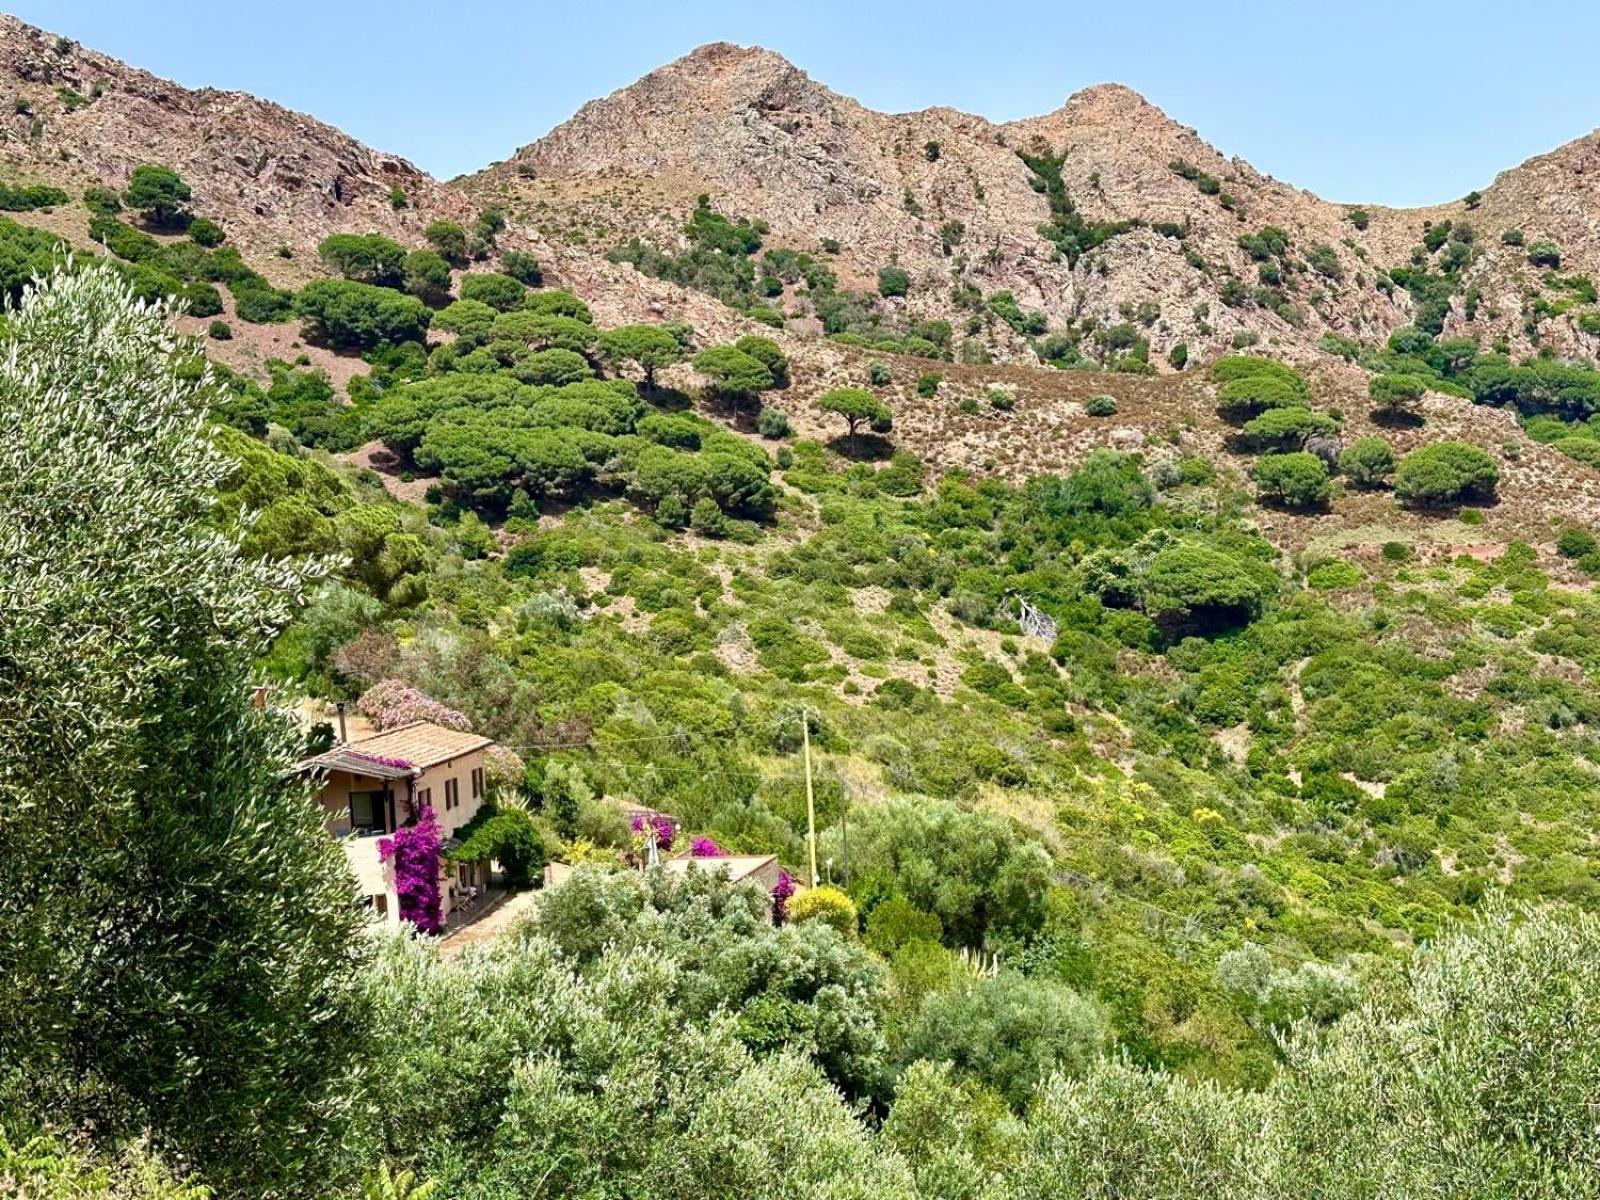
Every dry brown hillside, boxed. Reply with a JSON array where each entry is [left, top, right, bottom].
[[5, 17, 1600, 553], [471, 42, 1600, 371]]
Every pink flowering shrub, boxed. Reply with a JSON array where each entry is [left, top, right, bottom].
[[690, 836, 727, 858], [631, 812, 676, 852], [379, 804, 443, 934], [357, 678, 471, 732], [484, 744, 526, 794], [772, 869, 795, 925]]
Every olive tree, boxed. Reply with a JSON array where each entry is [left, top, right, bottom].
[[0, 264, 369, 1193]]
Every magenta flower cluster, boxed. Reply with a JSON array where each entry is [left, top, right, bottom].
[[357, 678, 472, 733], [771, 869, 795, 924], [690, 836, 727, 858], [379, 804, 443, 934], [354, 752, 415, 772], [631, 811, 676, 851]]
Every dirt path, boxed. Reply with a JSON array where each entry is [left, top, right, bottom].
[[437, 888, 541, 958]]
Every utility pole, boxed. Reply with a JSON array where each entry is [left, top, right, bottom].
[[839, 782, 848, 887], [802, 707, 819, 886]]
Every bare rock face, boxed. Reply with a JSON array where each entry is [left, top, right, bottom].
[[6, 16, 1600, 382], [471, 43, 1600, 370], [0, 16, 474, 278], [475, 45, 1423, 366]]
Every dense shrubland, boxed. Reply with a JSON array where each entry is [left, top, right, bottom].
[[11, 187, 1600, 1196]]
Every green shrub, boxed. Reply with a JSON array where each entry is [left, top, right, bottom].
[[425, 219, 469, 264], [1528, 239, 1562, 268], [1306, 558, 1364, 589], [207, 319, 231, 340], [756, 405, 791, 439], [1393, 440, 1499, 505], [1554, 437, 1600, 467], [1338, 436, 1395, 487], [1253, 451, 1331, 508], [915, 373, 941, 398], [82, 183, 121, 216], [877, 264, 911, 298], [500, 249, 543, 285], [231, 281, 295, 324], [186, 216, 224, 247], [1085, 394, 1118, 417], [1557, 527, 1598, 559], [401, 249, 452, 305]]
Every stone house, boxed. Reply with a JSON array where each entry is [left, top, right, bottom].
[[299, 720, 495, 926]]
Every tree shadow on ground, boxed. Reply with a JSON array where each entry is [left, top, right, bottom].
[[826, 433, 895, 462]]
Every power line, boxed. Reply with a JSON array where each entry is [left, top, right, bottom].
[[523, 720, 745, 752], [1054, 865, 1319, 966]]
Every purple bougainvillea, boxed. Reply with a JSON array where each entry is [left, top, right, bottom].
[[772, 869, 795, 925], [354, 752, 414, 772], [690, 836, 727, 858], [379, 804, 443, 934], [631, 811, 676, 852], [357, 678, 472, 732]]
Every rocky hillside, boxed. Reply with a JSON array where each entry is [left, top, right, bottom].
[[0, 15, 475, 281], [474, 42, 1600, 370]]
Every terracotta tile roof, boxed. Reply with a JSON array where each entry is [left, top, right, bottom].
[[301, 721, 493, 775]]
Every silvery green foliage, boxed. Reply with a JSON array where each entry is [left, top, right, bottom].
[[0, 263, 367, 1196], [988, 898, 1600, 1199], [358, 926, 914, 1200]]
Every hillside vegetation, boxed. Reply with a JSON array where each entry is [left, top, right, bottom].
[[6, 13, 1600, 1198]]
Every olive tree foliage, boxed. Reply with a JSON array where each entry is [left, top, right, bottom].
[[993, 899, 1600, 1200], [0, 264, 370, 1195], [900, 972, 1107, 1108], [351, 875, 912, 1198]]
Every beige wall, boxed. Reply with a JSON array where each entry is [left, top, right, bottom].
[[409, 750, 487, 839]]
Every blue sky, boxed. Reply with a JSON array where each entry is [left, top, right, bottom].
[[14, 1, 1600, 206]]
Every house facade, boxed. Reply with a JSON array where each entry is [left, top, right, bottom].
[[299, 720, 495, 927]]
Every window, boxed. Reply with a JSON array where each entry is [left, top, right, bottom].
[[417, 787, 431, 810], [350, 790, 386, 833], [470, 766, 484, 800], [372, 894, 388, 918], [444, 778, 459, 811]]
